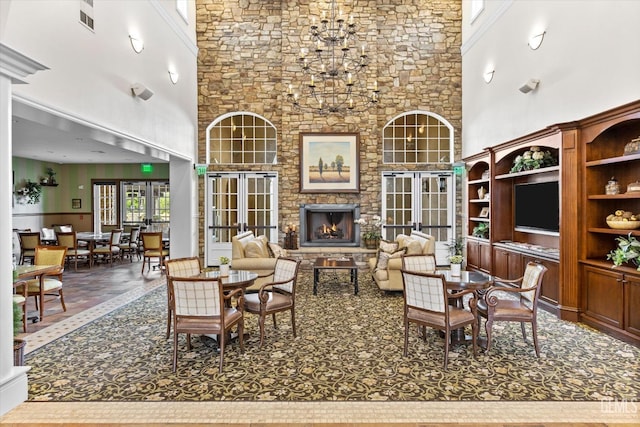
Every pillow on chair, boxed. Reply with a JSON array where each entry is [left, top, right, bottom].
[[244, 235, 270, 258], [375, 248, 405, 271], [268, 242, 288, 258], [397, 235, 422, 255], [379, 240, 399, 254]]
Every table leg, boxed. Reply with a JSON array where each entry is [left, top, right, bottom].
[[313, 268, 319, 295], [351, 267, 358, 295]]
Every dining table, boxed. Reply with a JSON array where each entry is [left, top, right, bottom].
[[14, 264, 61, 324], [436, 268, 494, 346]]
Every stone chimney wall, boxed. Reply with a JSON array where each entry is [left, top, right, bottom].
[[196, 0, 462, 247]]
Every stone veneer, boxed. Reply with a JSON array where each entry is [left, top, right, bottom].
[[195, 0, 462, 252]]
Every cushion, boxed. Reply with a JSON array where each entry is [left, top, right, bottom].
[[379, 240, 399, 254], [244, 236, 270, 258], [268, 242, 288, 258], [375, 248, 405, 271], [397, 236, 422, 255]]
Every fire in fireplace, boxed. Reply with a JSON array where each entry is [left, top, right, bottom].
[[299, 204, 360, 247]]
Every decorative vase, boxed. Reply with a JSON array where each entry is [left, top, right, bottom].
[[219, 264, 230, 277], [450, 263, 461, 277], [477, 186, 486, 200]]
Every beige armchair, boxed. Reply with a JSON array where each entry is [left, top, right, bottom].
[[368, 230, 436, 291], [231, 231, 286, 292]]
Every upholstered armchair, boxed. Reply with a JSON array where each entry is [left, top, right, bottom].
[[231, 231, 287, 292], [477, 262, 548, 357], [368, 230, 436, 291], [165, 257, 202, 339]]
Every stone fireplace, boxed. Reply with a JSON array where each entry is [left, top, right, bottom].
[[299, 204, 360, 247]]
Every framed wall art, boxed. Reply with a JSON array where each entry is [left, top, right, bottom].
[[299, 132, 359, 193], [72, 198, 82, 209], [479, 207, 490, 218]]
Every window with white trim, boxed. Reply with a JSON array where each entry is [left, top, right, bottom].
[[206, 112, 277, 165], [382, 111, 453, 164]]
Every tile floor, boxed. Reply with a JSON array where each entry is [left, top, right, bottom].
[[3, 260, 639, 425]]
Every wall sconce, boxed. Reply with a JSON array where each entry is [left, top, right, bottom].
[[129, 34, 144, 53], [483, 69, 495, 84], [168, 69, 179, 84], [528, 31, 546, 50], [519, 78, 540, 94]]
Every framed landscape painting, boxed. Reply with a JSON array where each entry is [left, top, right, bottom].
[[299, 132, 360, 193]]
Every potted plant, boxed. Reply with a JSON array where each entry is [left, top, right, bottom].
[[447, 237, 464, 276], [472, 222, 490, 239], [607, 233, 640, 271], [13, 300, 26, 366], [43, 167, 56, 185], [510, 146, 558, 173], [17, 180, 42, 204], [219, 256, 230, 277], [355, 214, 383, 249]]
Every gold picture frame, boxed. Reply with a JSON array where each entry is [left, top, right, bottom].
[[299, 132, 360, 193], [479, 207, 490, 218]]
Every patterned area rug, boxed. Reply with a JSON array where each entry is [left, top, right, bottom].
[[26, 272, 640, 401]]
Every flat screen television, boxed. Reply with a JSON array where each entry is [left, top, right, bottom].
[[514, 181, 560, 234]]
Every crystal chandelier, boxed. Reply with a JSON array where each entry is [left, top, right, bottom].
[[286, 0, 380, 114]]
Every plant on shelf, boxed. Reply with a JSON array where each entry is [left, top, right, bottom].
[[472, 222, 490, 239], [510, 146, 558, 173], [607, 233, 640, 271], [16, 180, 42, 204], [43, 167, 56, 184]]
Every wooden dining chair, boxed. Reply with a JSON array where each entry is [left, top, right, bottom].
[[118, 227, 141, 262], [164, 257, 202, 339], [92, 229, 123, 266], [243, 257, 301, 348], [15, 245, 68, 320], [18, 232, 41, 265], [141, 232, 169, 274], [401, 269, 478, 369], [167, 275, 244, 373], [401, 254, 437, 273], [57, 231, 92, 271], [476, 262, 548, 357], [13, 279, 29, 333]]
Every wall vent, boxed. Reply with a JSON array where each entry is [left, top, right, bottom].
[[80, 0, 94, 30]]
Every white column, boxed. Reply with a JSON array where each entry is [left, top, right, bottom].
[[0, 43, 48, 417]]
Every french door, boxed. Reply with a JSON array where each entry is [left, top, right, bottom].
[[205, 172, 278, 266], [121, 181, 170, 234], [381, 171, 455, 265]]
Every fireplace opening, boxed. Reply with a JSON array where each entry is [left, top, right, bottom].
[[299, 204, 360, 247]]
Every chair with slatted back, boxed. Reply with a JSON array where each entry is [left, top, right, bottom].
[[164, 257, 202, 339], [119, 227, 141, 262], [401, 254, 437, 273], [18, 232, 41, 265], [168, 275, 244, 373], [57, 231, 92, 271], [15, 245, 68, 320], [93, 229, 123, 266]]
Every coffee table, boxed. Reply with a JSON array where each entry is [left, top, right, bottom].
[[313, 256, 358, 295]]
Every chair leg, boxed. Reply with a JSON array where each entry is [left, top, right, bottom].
[[172, 332, 178, 372], [166, 307, 172, 339], [403, 319, 409, 357], [290, 308, 296, 338], [485, 318, 494, 352], [218, 330, 225, 373], [59, 289, 66, 312], [531, 320, 540, 357], [443, 326, 450, 370], [258, 313, 266, 348], [471, 321, 478, 358], [520, 322, 527, 341], [272, 313, 277, 329], [238, 318, 244, 353]]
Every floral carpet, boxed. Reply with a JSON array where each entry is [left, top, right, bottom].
[[25, 272, 640, 402]]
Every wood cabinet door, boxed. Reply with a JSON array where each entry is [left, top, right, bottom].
[[522, 255, 559, 305], [493, 247, 522, 280], [466, 240, 480, 270], [479, 241, 492, 273], [583, 265, 624, 329], [624, 274, 640, 337]]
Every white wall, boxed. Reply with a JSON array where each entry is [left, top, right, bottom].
[[461, 0, 640, 157], [1, 0, 198, 161]]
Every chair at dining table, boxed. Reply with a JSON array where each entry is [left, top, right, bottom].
[[167, 275, 245, 373], [13, 279, 29, 333], [57, 231, 92, 271], [15, 245, 68, 320], [92, 229, 123, 267], [18, 231, 41, 265], [140, 232, 169, 274], [164, 257, 202, 339], [401, 254, 437, 273], [401, 269, 478, 369], [476, 261, 548, 357], [243, 257, 301, 348], [118, 227, 141, 262]]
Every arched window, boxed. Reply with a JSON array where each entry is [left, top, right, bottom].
[[206, 112, 277, 165], [382, 111, 453, 164]]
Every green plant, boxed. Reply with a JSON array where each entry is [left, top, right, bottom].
[[449, 254, 463, 264], [219, 256, 230, 265], [355, 215, 383, 240], [17, 180, 42, 204], [13, 300, 22, 337], [46, 167, 56, 179], [472, 222, 490, 239], [607, 233, 640, 271], [447, 237, 464, 256], [510, 146, 557, 173]]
